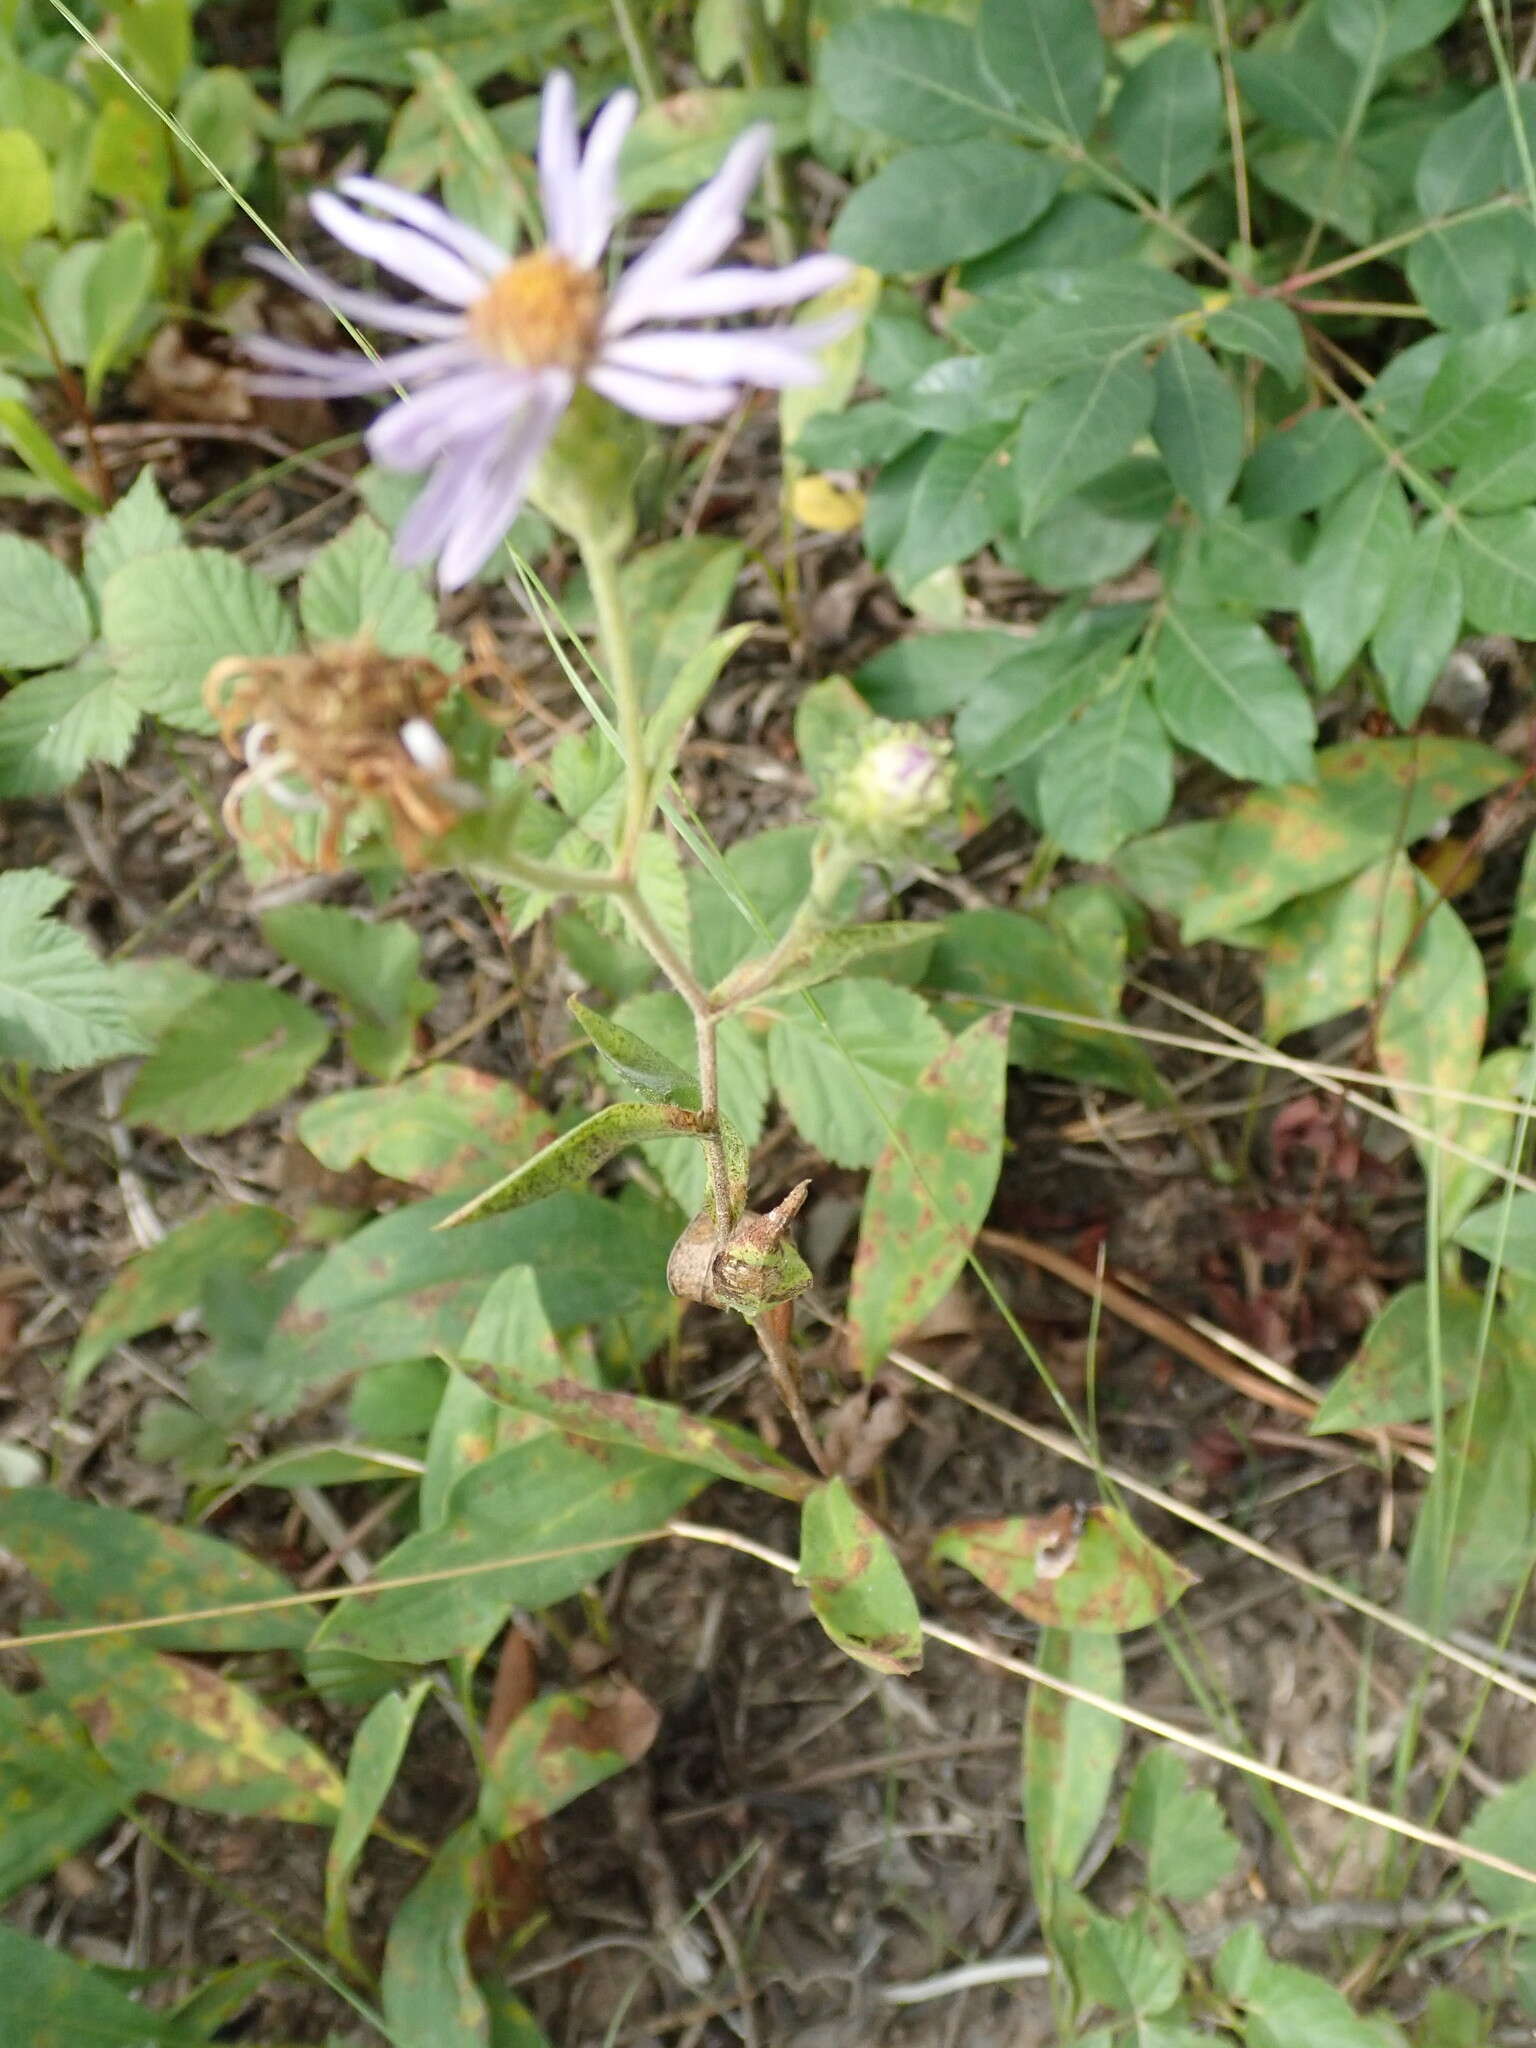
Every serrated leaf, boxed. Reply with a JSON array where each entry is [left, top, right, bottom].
[[977, 0, 1104, 140], [818, 10, 1006, 141], [439, 1101, 705, 1227], [1370, 516, 1463, 726], [1179, 738, 1513, 941], [882, 425, 1015, 585], [1024, 1628, 1124, 1916], [1216, 1925, 1411, 2047], [103, 546, 298, 729], [831, 139, 1061, 272], [326, 1680, 431, 1973], [1259, 854, 1416, 1039], [83, 466, 181, 594], [260, 902, 433, 1029], [0, 534, 91, 670], [1153, 606, 1315, 785], [68, 1202, 292, 1395], [1205, 296, 1306, 387], [297, 1064, 553, 1195], [1038, 681, 1174, 862], [315, 1432, 705, 1662], [0, 1488, 313, 1651], [568, 996, 697, 1103], [989, 265, 1203, 383], [32, 1631, 342, 1821], [1016, 356, 1155, 534], [1303, 468, 1414, 684], [297, 514, 451, 659], [479, 1679, 658, 1838], [766, 979, 946, 1169], [1124, 1749, 1240, 1901], [798, 1477, 923, 1674], [1111, 40, 1222, 203], [932, 1503, 1193, 1629], [123, 982, 329, 1135], [847, 1012, 1008, 1373], [1152, 334, 1244, 519], [0, 663, 141, 797], [0, 869, 147, 1070]]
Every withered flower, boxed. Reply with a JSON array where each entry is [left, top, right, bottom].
[[204, 640, 468, 869]]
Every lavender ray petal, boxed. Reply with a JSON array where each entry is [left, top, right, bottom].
[[395, 440, 498, 568], [586, 362, 740, 424], [335, 175, 508, 279], [310, 193, 482, 305], [572, 87, 638, 268], [366, 367, 532, 471], [606, 253, 852, 331], [242, 334, 477, 395], [604, 125, 774, 331], [246, 249, 468, 337], [600, 328, 825, 388], [437, 372, 571, 590], [538, 71, 582, 259]]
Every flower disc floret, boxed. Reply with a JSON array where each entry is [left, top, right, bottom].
[[246, 74, 852, 590]]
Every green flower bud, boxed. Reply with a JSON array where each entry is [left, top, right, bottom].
[[821, 722, 954, 854]]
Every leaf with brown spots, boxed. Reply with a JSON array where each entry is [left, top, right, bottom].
[[478, 1679, 658, 1841], [438, 1101, 712, 1228], [1023, 1627, 1124, 1914], [66, 1202, 292, 1399], [30, 1631, 343, 1823], [1177, 737, 1513, 942], [1257, 854, 1417, 1041], [1377, 885, 1487, 1209], [452, 1369, 813, 1504], [932, 1504, 1193, 1631], [381, 1820, 489, 2048], [846, 1010, 1008, 1376], [0, 1490, 316, 1652], [313, 1432, 706, 1664], [0, 1921, 217, 2046], [0, 1691, 125, 1907], [296, 1063, 554, 1195], [798, 1477, 923, 1675]]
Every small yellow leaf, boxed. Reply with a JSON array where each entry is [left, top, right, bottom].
[[791, 474, 867, 533]]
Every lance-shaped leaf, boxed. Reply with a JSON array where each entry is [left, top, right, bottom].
[[932, 1504, 1193, 1631], [326, 1680, 432, 1974], [798, 1477, 924, 1674], [568, 996, 699, 1104], [31, 1631, 343, 1822], [711, 920, 932, 1011], [0, 1490, 315, 1652], [381, 1822, 488, 2048], [846, 1011, 1008, 1373], [452, 1368, 813, 1502], [0, 1693, 126, 1907], [1024, 1628, 1125, 1911], [439, 1101, 710, 1228], [478, 1679, 658, 1840], [0, 1922, 217, 2047]]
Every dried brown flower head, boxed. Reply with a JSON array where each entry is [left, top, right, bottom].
[[204, 640, 465, 869]]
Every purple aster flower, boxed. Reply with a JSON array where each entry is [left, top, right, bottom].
[[247, 73, 852, 590]]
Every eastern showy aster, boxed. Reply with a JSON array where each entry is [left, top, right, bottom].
[[247, 75, 852, 589]]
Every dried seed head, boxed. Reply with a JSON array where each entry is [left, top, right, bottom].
[[204, 640, 463, 869]]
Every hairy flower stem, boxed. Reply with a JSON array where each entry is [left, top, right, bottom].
[[581, 530, 654, 875], [608, 0, 666, 105]]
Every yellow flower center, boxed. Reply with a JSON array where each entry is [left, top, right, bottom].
[[467, 249, 605, 371]]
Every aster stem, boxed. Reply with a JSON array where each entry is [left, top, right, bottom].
[[608, 0, 667, 106], [580, 531, 654, 875], [733, 0, 800, 266]]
